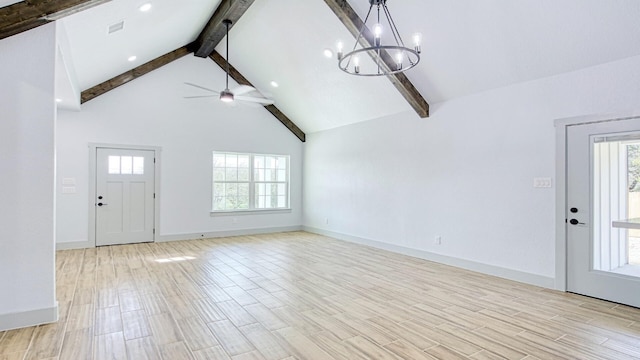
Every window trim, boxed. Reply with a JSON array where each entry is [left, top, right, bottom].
[[211, 151, 291, 213], [209, 208, 292, 217]]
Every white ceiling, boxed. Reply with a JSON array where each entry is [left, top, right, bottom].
[[0, 0, 22, 8], [62, 0, 220, 90], [369, 0, 640, 104], [217, 0, 412, 133], [56, 0, 640, 133]]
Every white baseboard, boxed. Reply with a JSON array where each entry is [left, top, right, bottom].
[[158, 226, 303, 243], [56, 240, 92, 250], [303, 226, 555, 289], [55, 226, 303, 249], [0, 303, 58, 331]]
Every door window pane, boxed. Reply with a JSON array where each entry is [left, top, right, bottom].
[[133, 157, 144, 175], [121, 156, 133, 174], [108, 156, 121, 174], [627, 144, 640, 266], [108, 155, 146, 175], [594, 138, 640, 277]]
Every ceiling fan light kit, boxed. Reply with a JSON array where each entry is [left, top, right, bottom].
[[337, 0, 421, 76], [219, 89, 234, 102]]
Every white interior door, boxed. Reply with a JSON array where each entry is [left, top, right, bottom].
[[96, 148, 155, 246], [567, 118, 640, 307]]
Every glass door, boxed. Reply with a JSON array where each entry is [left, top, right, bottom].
[[566, 118, 640, 307]]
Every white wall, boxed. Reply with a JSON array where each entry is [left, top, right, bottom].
[[56, 55, 303, 246], [0, 24, 58, 330], [303, 54, 640, 286]]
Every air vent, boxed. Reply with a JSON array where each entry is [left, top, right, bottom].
[[108, 20, 124, 34]]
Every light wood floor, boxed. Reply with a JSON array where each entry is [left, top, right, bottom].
[[1, 231, 640, 360]]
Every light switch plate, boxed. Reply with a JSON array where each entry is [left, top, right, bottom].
[[533, 177, 552, 188]]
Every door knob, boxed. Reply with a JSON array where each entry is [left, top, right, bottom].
[[97, 202, 108, 206]]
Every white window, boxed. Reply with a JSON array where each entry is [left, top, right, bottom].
[[212, 152, 290, 212], [108, 155, 144, 175]]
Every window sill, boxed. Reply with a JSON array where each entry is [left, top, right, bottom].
[[210, 208, 292, 217]]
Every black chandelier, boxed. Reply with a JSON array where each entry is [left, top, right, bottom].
[[337, 0, 421, 76]]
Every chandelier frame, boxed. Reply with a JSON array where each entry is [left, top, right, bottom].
[[338, 0, 421, 76]]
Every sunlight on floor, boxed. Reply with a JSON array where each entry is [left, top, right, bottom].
[[154, 256, 196, 263]]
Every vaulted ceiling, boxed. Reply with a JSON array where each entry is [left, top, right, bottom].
[[2, 0, 640, 136]]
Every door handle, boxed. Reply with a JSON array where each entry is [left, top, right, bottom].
[[569, 219, 585, 225], [97, 202, 108, 206]]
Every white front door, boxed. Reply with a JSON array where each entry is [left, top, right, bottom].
[[567, 118, 640, 307], [96, 148, 155, 246]]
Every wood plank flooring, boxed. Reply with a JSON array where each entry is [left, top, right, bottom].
[[1, 231, 639, 359]]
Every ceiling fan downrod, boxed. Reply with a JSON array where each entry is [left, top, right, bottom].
[[220, 19, 234, 102]]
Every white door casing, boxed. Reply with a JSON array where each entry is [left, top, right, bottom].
[[95, 148, 155, 246], [566, 118, 640, 307]]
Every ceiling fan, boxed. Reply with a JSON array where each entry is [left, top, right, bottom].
[[184, 19, 273, 105]]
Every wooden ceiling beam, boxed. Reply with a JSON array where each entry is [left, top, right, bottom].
[[80, 45, 305, 142], [209, 51, 306, 142], [194, 0, 255, 58], [0, 0, 110, 41], [195, 0, 305, 141], [81, 46, 191, 103], [323, 0, 430, 118], [3, 0, 302, 140]]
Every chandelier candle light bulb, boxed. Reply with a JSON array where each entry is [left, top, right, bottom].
[[374, 23, 383, 46], [396, 52, 403, 71], [335, 0, 421, 76], [413, 32, 422, 53]]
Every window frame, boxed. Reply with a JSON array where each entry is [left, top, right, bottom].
[[211, 151, 291, 214]]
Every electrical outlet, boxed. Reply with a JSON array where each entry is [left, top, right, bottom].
[[435, 236, 442, 245]]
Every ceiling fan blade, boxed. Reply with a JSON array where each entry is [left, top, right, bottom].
[[235, 96, 274, 105], [184, 95, 218, 98], [184, 82, 219, 93], [231, 85, 257, 96]]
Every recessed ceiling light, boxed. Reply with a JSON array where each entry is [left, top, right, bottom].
[[270, 81, 279, 88], [128, 55, 137, 62], [139, 3, 152, 12], [323, 48, 334, 58]]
